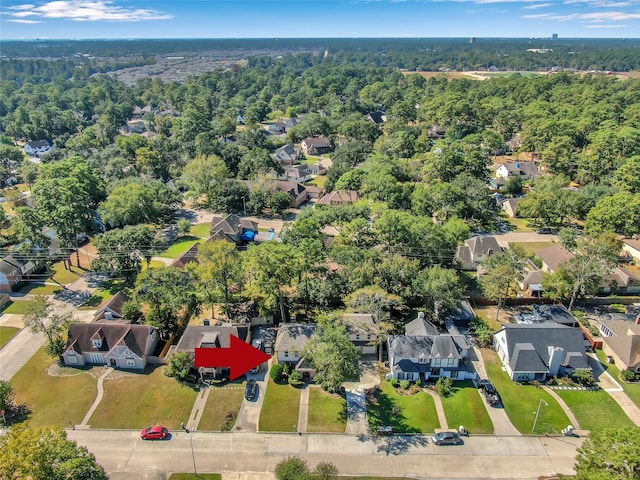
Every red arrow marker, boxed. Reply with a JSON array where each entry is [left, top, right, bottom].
[[194, 334, 271, 381]]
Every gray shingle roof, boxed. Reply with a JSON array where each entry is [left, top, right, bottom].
[[501, 324, 589, 372], [404, 317, 439, 336], [466, 236, 501, 256], [175, 325, 249, 353], [274, 323, 317, 353]]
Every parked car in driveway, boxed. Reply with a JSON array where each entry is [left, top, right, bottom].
[[140, 426, 169, 440], [249, 339, 263, 374], [245, 379, 258, 400], [432, 431, 463, 445], [478, 379, 500, 405], [536, 227, 554, 234]]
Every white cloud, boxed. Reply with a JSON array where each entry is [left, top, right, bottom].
[[523, 2, 552, 8], [584, 22, 631, 26], [4, 1, 173, 22], [8, 18, 42, 23]]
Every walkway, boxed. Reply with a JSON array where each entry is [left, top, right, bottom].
[[186, 385, 212, 431], [468, 346, 521, 436], [542, 386, 583, 432], [423, 388, 448, 430], [78, 367, 113, 428], [297, 383, 310, 433], [589, 353, 640, 425]]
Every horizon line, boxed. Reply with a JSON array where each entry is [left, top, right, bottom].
[[2, 36, 640, 41]]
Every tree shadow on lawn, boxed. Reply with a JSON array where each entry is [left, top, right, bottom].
[[356, 431, 428, 456], [365, 387, 420, 434]]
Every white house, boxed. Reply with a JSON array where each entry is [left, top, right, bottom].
[[24, 139, 53, 155]]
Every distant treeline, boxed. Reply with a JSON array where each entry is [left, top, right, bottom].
[[1, 38, 639, 76], [0, 57, 156, 86]]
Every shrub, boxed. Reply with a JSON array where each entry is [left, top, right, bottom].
[[436, 377, 453, 397], [391, 404, 401, 416], [531, 256, 543, 269], [220, 411, 236, 432], [288, 370, 303, 386], [176, 218, 192, 236], [270, 364, 284, 382], [313, 461, 339, 480], [275, 456, 310, 480], [390, 378, 399, 388], [469, 317, 494, 347], [573, 369, 596, 386], [399, 379, 410, 390], [622, 369, 638, 382], [165, 352, 194, 381]]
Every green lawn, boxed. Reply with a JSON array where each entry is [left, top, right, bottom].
[[12, 348, 97, 426], [196, 385, 245, 431], [2, 299, 36, 314], [141, 260, 169, 271], [482, 349, 571, 434], [367, 380, 440, 434], [259, 377, 301, 432], [509, 241, 557, 256], [78, 278, 126, 310], [500, 215, 536, 233], [0, 326, 20, 349], [555, 388, 633, 431], [307, 387, 347, 433], [50, 262, 82, 285], [306, 176, 327, 189], [441, 380, 494, 434], [158, 236, 204, 259], [168, 475, 221, 480], [16, 282, 63, 295], [596, 349, 640, 408], [189, 223, 211, 238], [88, 366, 198, 429]]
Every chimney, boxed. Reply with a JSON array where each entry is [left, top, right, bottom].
[[548, 346, 564, 376]]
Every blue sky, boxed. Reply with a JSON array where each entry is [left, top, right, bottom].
[[2, 1, 639, 40]]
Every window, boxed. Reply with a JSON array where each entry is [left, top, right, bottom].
[[284, 352, 289, 358], [126, 358, 135, 367], [356, 335, 360, 340]]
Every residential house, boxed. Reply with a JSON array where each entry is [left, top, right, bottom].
[[274, 323, 317, 378], [501, 198, 521, 218], [455, 236, 502, 271], [173, 324, 249, 380], [622, 239, 640, 264], [267, 123, 286, 135], [132, 105, 154, 118], [343, 313, 378, 355], [428, 125, 448, 140], [600, 315, 640, 372], [316, 190, 360, 207], [602, 267, 640, 295], [494, 324, 590, 382], [275, 181, 308, 208], [171, 243, 200, 270], [513, 304, 579, 327], [305, 185, 323, 199], [518, 260, 544, 296], [273, 144, 302, 166], [495, 161, 540, 181], [236, 114, 246, 125], [209, 214, 258, 246], [536, 244, 574, 273], [0, 256, 22, 292], [62, 323, 159, 369], [280, 164, 314, 183], [367, 112, 387, 125], [301, 136, 332, 156], [24, 139, 53, 156], [120, 120, 146, 135], [404, 313, 439, 337], [489, 177, 507, 191], [93, 291, 130, 323], [386, 334, 472, 382], [305, 163, 326, 176]]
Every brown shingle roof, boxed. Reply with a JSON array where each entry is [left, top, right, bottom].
[[93, 291, 130, 322], [65, 323, 157, 358], [537, 245, 574, 271], [316, 190, 359, 205]]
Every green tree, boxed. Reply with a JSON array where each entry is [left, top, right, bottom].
[[585, 191, 640, 238], [345, 286, 404, 362], [480, 246, 527, 321], [304, 316, 360, 393], [187, 240, 242, 317], [575, 426, 640, 480], [0, 424, 108, 480], [165, 352, 194, 381], [502, 176, 523, 197], [23, 295, 72, 357], [176, 218, 192, 237], [181, 154, 229, 207], [0, 380, 15, 413], [274, 456, 310, 480], [614, 156, 640, 194], [92, 225, 159, 285], [313, 461, 339, 480], [412, 266, 462, 324], [243, 242, 304, 321]]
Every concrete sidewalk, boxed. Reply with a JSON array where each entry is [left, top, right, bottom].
[[423, 388, 448, 430], [78, 367, 113, 428], [297, 383, 310, 433]]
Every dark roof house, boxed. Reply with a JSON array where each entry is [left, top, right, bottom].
[[455, 236, 502, 271]]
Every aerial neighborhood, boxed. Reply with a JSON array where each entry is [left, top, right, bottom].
[[1, 37, 640, 480]]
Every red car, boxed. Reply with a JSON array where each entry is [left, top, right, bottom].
[[140, 425, 169, 440]]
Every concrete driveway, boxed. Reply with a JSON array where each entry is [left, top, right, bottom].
[[345, 389, 369, 435], [234, 366, 269, 432]]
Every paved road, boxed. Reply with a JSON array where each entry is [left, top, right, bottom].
[[66, 430, 582, 480]]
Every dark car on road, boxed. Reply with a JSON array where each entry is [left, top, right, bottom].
[[245, 379, 258, 400], [536, 227, 554, 234], [432, 431, 463, 445], [478, 379, 500, 405], [140, 425, 169, 440]]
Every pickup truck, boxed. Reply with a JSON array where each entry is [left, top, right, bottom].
[[478, 379, 500, 405]]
